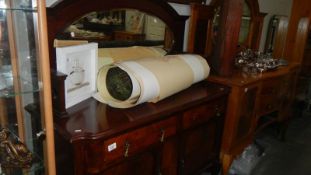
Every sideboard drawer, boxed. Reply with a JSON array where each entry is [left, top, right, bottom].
[[260, 78, 281, 95], [86, 116, 177, 173], [182, 97, 226, 129], [258, 94, 279, 116], [258, 78, 282, 115]]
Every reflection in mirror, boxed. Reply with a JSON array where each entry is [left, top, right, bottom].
[[238, 1, 251, 45], [58, 9, 173, 51], [212, 6, 221, 41], [264, 15, 288, 59]]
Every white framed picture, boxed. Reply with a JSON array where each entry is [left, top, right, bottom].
[[56, 43, 98, 109]]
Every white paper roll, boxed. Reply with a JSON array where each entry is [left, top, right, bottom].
[[95, 54, 210, 108]]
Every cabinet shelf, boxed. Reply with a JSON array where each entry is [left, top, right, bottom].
[[0, 7, 36, 12], [0, 74, 40, 98]]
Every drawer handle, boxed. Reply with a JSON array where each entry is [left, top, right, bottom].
[[267, 104, 272, 110], [216, 111, 221, 117], [160, 128, 165, 143], [124, 141, 130, 158], [215, 106, 221, 117]]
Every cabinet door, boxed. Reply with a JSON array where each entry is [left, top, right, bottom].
[[258, 78, 281, 116], [100, 150, 157, 175], [181, 116, 224, 175], [0, 1, 55, 174], [279, 70, 298, 121], [160, 137, 178, 175]]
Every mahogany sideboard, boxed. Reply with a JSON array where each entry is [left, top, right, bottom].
[[53, 81, 229, 175], [208, 63, 299, 175]]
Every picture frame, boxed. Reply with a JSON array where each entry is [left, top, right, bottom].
[[56, 43, 98, 109]]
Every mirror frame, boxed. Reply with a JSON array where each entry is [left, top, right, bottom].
[[242, 0, 267, 50], [47, 0, 188, 70]]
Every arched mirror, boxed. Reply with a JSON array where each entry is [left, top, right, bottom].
[[56, 9, 173, 52], [238, 0, 266, 50], [238, 1, 251, 45]]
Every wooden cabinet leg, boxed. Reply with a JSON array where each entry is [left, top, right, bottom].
[[222, 154, 234, 175]]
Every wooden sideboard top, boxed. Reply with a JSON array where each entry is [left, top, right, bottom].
[[54, 81, 229, 142], [208, 63, 300, 87]]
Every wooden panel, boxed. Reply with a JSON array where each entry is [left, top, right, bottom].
[[114, 31, 145, 41], [272, 16, 289, 59], [285, 0, 311, 63], [300, 33, 311, 76], [187, 3, 215, 59], [182, 116, 224, 175], [278, 69, 299, 121], [100, 151, 156, 175], [182, 97, 226, 129], [85, 116, 177, 173], [160, 137, 178, 175], [212, 0, 243, 76], [257, 78, 281, 116], [166, 0, 204, 4], [291, 18, 310, 63], [235, 85, 258, 141]]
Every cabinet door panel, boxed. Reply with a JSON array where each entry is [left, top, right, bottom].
[[99, 151, 156, 175], [258, 78, 281, 116], [182, 116, 224, 175], [183, 97, 226, 129], [161, 137, 178, 175]]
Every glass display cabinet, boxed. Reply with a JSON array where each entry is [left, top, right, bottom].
[[0, 0, 55, 174]]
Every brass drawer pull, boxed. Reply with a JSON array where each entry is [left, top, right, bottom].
[[160, 128, 165, 143], [216, 111, 221, 117], [124, 141, 130, 157]]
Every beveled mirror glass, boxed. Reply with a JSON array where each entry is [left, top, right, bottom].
[[58, 9, 173, 51], [238, 1, 251, 45]]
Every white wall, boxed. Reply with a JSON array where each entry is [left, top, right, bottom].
[[46, 0, 59, 7], [258, 0, 293, 51]]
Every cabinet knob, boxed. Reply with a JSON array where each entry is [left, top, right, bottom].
[[124, 141, 130, 157], [267, 104, 272, 110], [160, 128, 165, 143], [215, 106, 221, 117]]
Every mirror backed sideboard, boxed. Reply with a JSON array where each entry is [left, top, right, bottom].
[[47, 0, 230, 174]]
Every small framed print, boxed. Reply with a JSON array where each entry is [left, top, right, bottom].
[[56, 43, 98, 109]]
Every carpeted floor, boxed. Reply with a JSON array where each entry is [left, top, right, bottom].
[[250, 113, 311, 175]]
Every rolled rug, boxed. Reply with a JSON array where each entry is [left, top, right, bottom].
[[94, 54, 210, 108]]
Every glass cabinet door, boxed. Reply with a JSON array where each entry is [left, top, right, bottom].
[[0, 0, 55, 174]]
